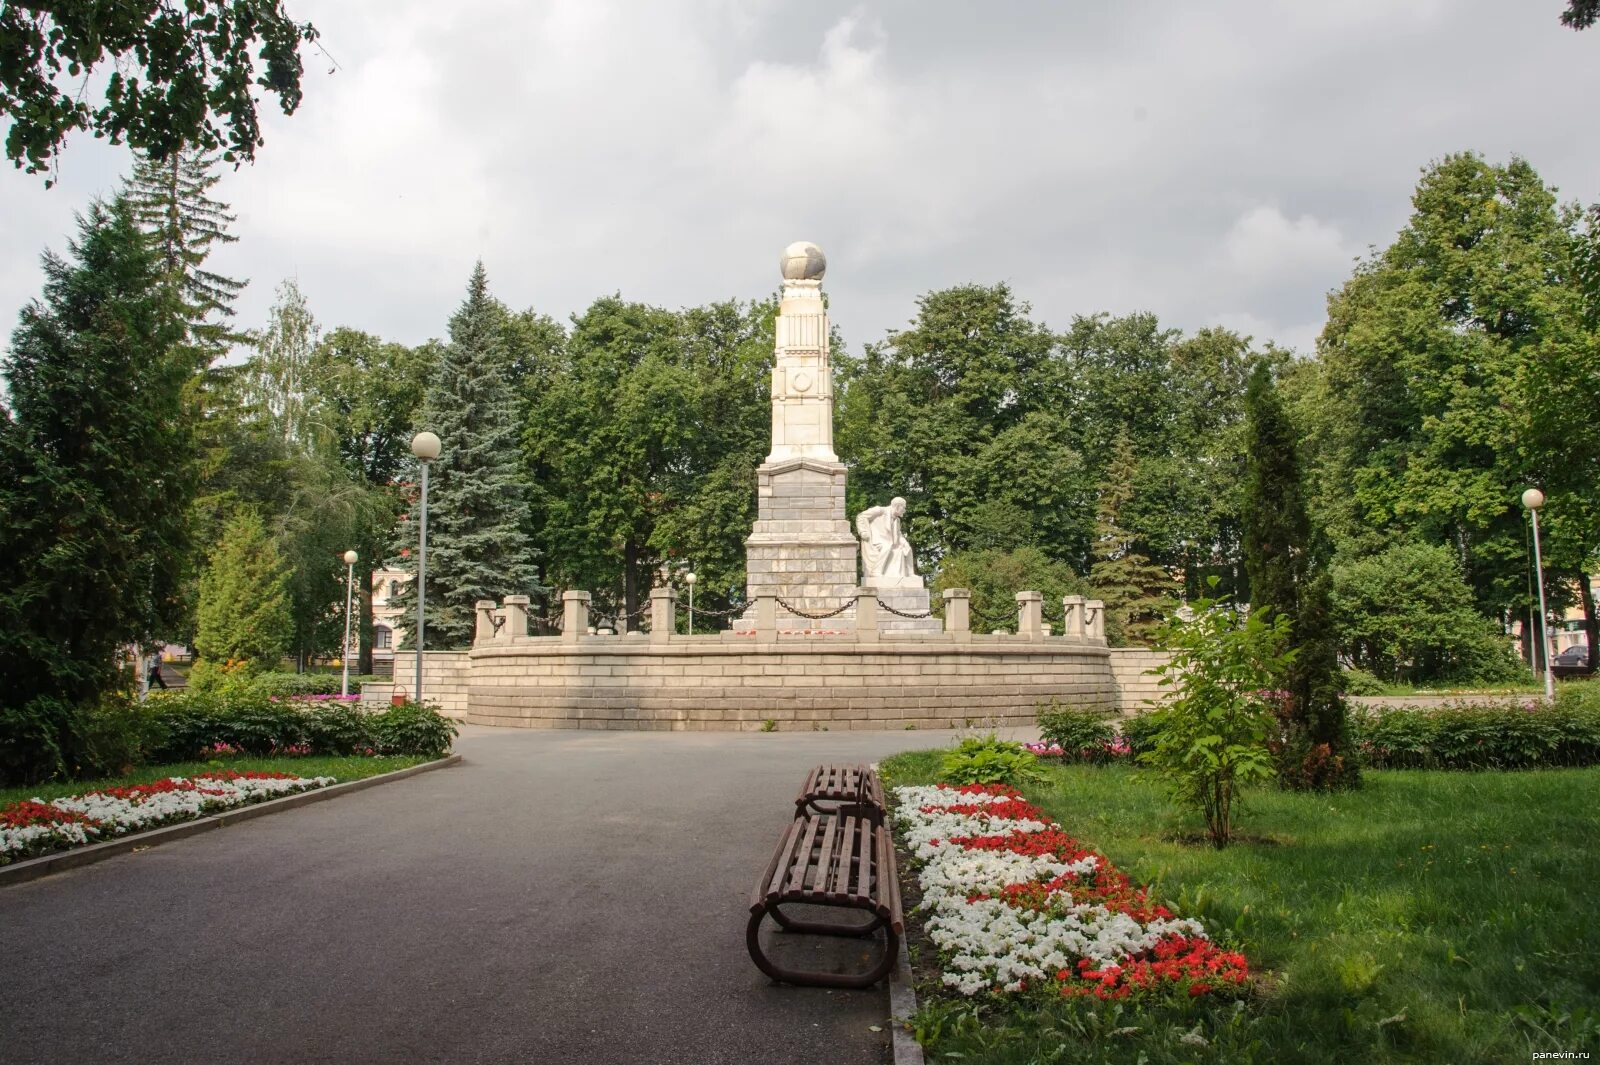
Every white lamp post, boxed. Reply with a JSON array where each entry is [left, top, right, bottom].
[[1522, 487, 1554, 702], [684, 571, 697, 634], [411, 431, 442, 704], [341, 549, 358, 697]]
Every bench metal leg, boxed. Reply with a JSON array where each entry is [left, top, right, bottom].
[[746, 903, 899, 989]]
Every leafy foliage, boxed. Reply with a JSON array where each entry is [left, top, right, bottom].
[[1351, 689, 1600, 769], [0, 2, 319, 180], [940, 735, 1043, 786], [142, 690, 455, 762], [0, 199, 192, 783], [930, 547, 1094, 635], [1308, 154, 1597, 639], [194, 510, 293, 672], [1146, 592, 1294, 847], [1036, 701, 1118, 760], [1330, 542, 1529, 684]]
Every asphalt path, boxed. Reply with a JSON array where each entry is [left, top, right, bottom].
[[0, 724, 996, 1065]]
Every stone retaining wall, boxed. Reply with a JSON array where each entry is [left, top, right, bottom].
[[465, 634, 1117, 731], [1108, 648, 1172, 715], [362, 651, 471, 718]]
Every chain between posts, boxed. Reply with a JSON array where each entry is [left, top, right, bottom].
[[775, 594, 860, 620], [970, 605, 1015, 626], [877, 598, 934, 619]]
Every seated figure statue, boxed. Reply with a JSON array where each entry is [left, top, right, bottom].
[[856, 496, 920, 587]]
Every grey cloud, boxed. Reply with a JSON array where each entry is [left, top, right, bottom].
[[2, 0, 1597, 363]]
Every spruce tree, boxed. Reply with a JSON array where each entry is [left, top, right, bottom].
[[194, 510, 294, 672], [0, 200, 192, 782], [122, 147, 247, 367], [391, 263, 542, 649], [1088, 433, 1175, 644], [1242, 363, 1357, 789]]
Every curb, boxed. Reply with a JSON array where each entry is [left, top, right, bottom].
[[889, 932, 925, 1065], [0, 753, 463, 888], [882, 791, 925, 1065]]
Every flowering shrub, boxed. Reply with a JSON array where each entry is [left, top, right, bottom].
[[1024, 738, 1132, 763], [895, 783, 1249, 1000], [0, 771, 335, 865]]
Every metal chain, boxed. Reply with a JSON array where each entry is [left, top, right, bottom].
[[877, 599, 934, 619], [775, 594, 860, 620], [689, 602, 747, 619], [970, 606, 1016, 626]]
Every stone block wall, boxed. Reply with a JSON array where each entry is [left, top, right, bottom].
[[1108, 648, 1172, 715], [466, 636, 1117, 731], [364, 650, 472, 718]]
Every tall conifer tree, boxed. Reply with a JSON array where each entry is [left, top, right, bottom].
[[392, 263, 542, 649], [122, 147, 246, 367], [1088, 433, 1174, 644], [1242, 364, 1357, 789], [0, 200, 192, 782]]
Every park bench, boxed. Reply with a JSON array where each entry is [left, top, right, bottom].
[[747, 767, 904, 989], [793, 762, 886, 824]]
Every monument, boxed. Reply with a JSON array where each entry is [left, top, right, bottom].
[[736, 241, 862, 631], [408, 241, 1124, 732], [735, 242, 943, 634]]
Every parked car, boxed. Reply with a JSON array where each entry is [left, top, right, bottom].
[[1552, 644, 1592, 679]]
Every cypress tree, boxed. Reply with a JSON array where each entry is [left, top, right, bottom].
[[391, 263, 542, 649], [1242, 363, 1357, 789], [1088, 433, 1174, 644], [0, 200, 192, 783]]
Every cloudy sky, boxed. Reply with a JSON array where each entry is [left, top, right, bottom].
[[2, 1, 1597, 359]]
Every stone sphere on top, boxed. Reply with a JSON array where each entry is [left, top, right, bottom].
[[780, 241, 826, 281]]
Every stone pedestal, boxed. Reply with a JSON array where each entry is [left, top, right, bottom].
[[737, 458, 859, 631], [873, 586, 943, 634]]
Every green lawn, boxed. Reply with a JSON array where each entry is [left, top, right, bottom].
[[0, 754, 430, 807], [881, 751, 1600, 1064]]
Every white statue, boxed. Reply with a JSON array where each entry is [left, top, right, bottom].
[[856, 497, 920, 587]]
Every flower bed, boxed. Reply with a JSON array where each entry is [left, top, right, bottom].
[[0, 770, 335, 866], [1024, 738, 1131, 761], [894, 783, 1249, 999]]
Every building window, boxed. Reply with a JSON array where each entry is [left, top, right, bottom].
[[389, 580, 401, 600], [375, 625, 392, 650]]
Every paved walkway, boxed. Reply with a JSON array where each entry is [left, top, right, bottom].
[[0, 725, 995, 1065]]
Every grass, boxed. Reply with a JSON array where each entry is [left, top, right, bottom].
[[880, 751, 1600, 1064], [0, 754, 430, 807]]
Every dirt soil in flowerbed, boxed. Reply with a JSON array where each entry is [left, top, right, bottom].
[[879, 749, 1600, 1065]]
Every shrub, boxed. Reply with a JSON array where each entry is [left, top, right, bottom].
[[1145, 591, 1293, 848], [69, 692, 162, 777], [372, 702, 457, 758], [1036, 700, 1119, 762], [940, 734, 1042, 786], [301, 702, 377, 755], [1118, 710, 1167, 757], [249, 672, 343, 698], [1341, 667, 1385, 696], [1330, 543, 1530, 686], [145, 689, 305, 760], [1351, 692, 1600, 770]]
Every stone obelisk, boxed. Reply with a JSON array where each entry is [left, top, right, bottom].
[[736, 242, 860, 631]]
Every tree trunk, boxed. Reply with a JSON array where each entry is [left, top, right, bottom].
[[623, 539, 639, 632]]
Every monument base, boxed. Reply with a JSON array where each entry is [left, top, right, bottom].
[[872, 586, 943, 635]]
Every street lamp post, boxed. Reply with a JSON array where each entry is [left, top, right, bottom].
[[1523, 488, 1555, 702], [684, 571, 696, 634], [341, 550, 359, 698], [411, 431, 442, 704]]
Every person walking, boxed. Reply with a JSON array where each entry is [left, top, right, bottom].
[[146, 656, 168, 691]]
